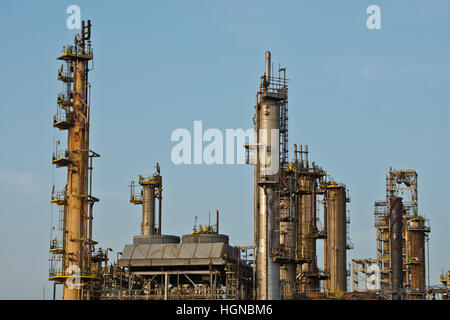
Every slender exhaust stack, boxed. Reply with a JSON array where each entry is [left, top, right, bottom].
[[265, 51, 271, 87]]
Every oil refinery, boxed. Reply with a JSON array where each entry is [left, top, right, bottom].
[[47, 21, 449, 301]]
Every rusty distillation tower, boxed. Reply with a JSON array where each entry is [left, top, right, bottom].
[[385, 170, 430, 299], [49, 21, 108, 300], [353, 169, 432, 300]]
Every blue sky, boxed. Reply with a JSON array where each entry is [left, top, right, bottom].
[[0, 0, 449, 299]]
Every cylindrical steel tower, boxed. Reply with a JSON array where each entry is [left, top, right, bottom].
[[142, 184, 156, 235], [406, 216, 427, 297], [326, 185, 347, 294], [254, 51, 284, 300], [130, 167, 163, 239]]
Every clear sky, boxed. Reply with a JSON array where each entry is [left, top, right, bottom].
[[0, 0, 449, 299]]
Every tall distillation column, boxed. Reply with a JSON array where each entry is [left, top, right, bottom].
[[253, 51, 287, 300], [51, 21, 96, 300], [326, 184, 347, 294]]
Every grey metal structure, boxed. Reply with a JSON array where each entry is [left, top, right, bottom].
[[119, 240, 237, 268], [130, 163, 163, 237], [251, 51, 287, 300], [99, 165, 253, 300], [246, 53, 351, 300], [112, 233, 253, 300]]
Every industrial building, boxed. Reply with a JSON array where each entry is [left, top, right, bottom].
[[48, 22, 449, 300]]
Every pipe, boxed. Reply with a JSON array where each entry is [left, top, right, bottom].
[[323, 191, 328, 293], [164, 272, 168, 300], [305, 145, 309, 168], [253, 92, 260, 248], [216, 210, 219, 234], [158, 187, 162, 235], [299, 145, 303, 168], [265, 51, 271, 87], [294, 144, 297, 164]]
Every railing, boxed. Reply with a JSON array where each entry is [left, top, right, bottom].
[[51, 189, 66, 203], [374, 214, 388, 228], [138, 175, 162, 185], [57, 66, 73, 81], [61, 45, 94, 58], [129, 181, 143, 203], [440, 271, 450, 281], [48, 267, 96, 279], [273, 246, 296, 261], [53, 107, 74, 125], [57, 93, 72, 105], [52, 149, 69, 161], [49, 239, 64, 253], [49, 267, 64, 278]]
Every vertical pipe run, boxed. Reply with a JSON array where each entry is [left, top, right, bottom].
[[164, 272, 168, 300], [158, 188, 162, 235], [299, 145, 303, 168], [279, 195, 296, 299], [323, 192, 328, 293], [294, 144, 297, 164], [216, 210, 219, 234], [253, 93, 260, 300], [305, 145, 309, 168], [266, 188, 280, 300], [301, 192, 318, 293]]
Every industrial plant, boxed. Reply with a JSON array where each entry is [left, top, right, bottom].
[[48, 22, 450, 300]]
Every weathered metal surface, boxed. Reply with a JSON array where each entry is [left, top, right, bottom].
[[133, 234, 180, 245], [132, 244, 151, 259], [389, 197, 403, 296], [327, 186, 347, 293], [182, 233, 229, 244]]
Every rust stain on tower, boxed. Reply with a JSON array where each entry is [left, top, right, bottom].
[[49, 21, 102, 300]]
